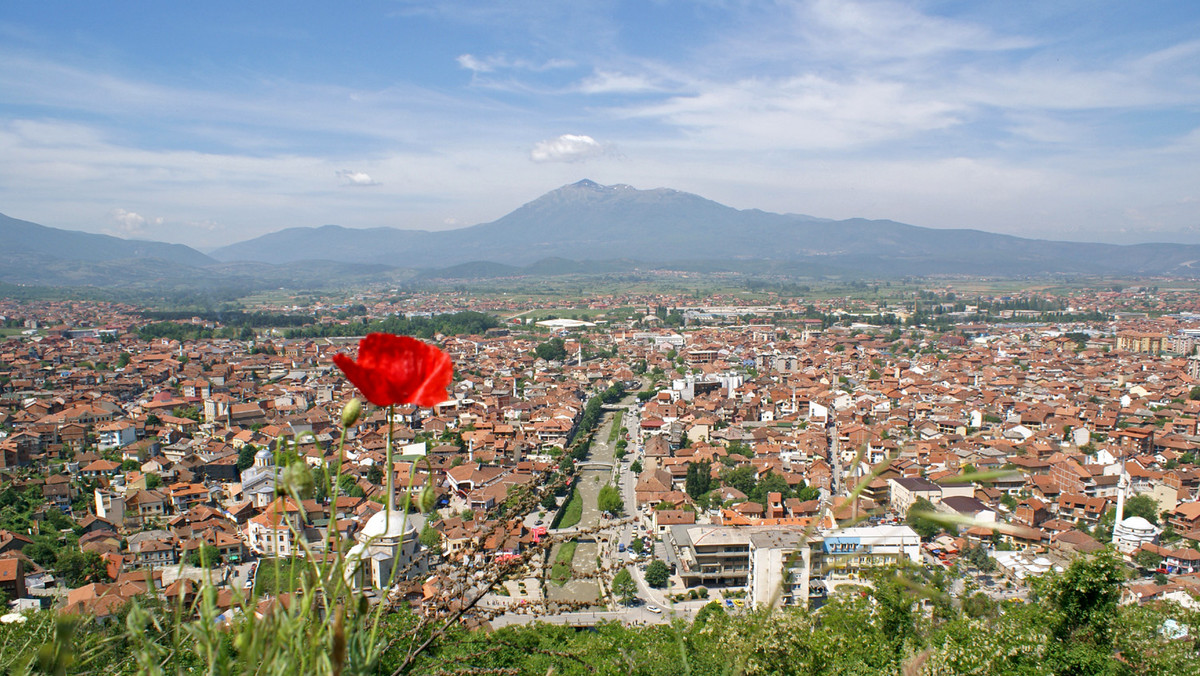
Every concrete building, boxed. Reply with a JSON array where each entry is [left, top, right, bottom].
[[748, 529, 813, 608], [888, 477, 941, 515], [245, 497, 303, 556], [1116, 332, 1164, 354], [668, 525, 756, 589], [671, 524, 921, 606], [94, 489, 126, 524]]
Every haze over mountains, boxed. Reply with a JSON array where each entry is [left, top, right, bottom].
[[5, 180, 1200, 288]]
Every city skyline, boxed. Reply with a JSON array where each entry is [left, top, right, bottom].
[[2, 1, 1199, 249]]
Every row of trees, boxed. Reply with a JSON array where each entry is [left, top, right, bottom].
[[283, 311, 498, 339], [568, 382, 625, 448]]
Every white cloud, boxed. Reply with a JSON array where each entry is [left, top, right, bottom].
[[529, 134, 605, 163], [107, 208, 163, 238], [337, 169, 380, 186]]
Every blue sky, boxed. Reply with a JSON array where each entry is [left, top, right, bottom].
[[2, 0, 1198, 249]]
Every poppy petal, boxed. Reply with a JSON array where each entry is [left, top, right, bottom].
[[333, 334, 452, 408]]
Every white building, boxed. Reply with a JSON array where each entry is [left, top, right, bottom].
[[245, 497, 303, 556], [817, 525, 921, 580], [676, 524, 921, 609], [1113, 515, 1160, 554], [96, 421, 137, 451], [748, 529, 812, 608], [239, 448, 279, 508], [94, 488, 125, 523], [344, 510, 428, 591]]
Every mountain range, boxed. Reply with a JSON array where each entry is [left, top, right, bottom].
[[5, 180, 1200, 288]]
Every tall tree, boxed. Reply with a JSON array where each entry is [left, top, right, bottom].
[[1040, 549, 1126, 674], [187, 544, 221, 568], [236, 444, 257, 472], [598, 484, 624, 515], [723, 465, 757, 496], [906, 497, 943, 540], [535, 338, 568, 362], [56, 550, 112, 587], [751, 471, 790, 505], [419, 524, 442, 554], [612, 568, 637, 605], [685, 461, 712, 499], [644, 560, 670, 588]]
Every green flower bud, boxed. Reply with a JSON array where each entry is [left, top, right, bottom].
[[415, 484, 437, 514], [341, 398, 362, 427], [283, 460, 315, 499], [235, 629, 252, 654]]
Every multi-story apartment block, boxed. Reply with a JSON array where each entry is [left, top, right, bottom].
[[1115, 332, 1164, 354]]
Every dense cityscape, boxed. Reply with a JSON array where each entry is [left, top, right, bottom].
[[0, 283, 1198, 671], [5, 1, 1200, 670]]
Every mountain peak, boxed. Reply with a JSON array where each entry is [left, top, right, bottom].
[[568, 179, 604, 191]]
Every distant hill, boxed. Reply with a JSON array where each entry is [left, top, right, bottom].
[[0, 212, 216, 286], [208, 180, 1200, 277], [0, 213, 213, 267], [12, 181, 1200, 287]]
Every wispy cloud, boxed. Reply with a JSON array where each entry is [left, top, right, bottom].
[[798, 0, 1036, 61], [456, 53, 573, 74], [577, 70, 661, 94], [627, 75, 963, 150]]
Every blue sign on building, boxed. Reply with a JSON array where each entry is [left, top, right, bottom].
[[823, 536, 861, 553]]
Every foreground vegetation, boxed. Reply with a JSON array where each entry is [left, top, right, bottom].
[[2, 550, 1196, 675]]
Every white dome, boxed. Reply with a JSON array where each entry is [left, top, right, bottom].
[[1120, 516, 1154, 531], [360, 509, 422, 540]]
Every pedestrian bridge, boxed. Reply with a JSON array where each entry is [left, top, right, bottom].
[[545, 516, 636, 540], [489, 609, 667, 629], [576, 461, 614, 471]]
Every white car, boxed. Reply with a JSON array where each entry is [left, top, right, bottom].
[[646, 605, 663, 614]]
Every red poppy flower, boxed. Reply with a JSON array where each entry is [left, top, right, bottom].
[[332, 333, 452, 408]]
